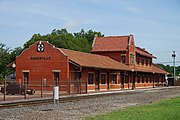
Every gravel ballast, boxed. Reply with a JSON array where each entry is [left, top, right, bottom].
[[0, 86, 179, 120]]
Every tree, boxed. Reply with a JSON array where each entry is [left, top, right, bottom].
[[0, 43, 23, 81], [74, 29, 104, 45], [10, 47, 23, 63], [159, 64, 180, 76], [23, 28, 104, 53], [23, 33, 42, 49], [0, 43, 11, 80], [0, 28, 104, 81]]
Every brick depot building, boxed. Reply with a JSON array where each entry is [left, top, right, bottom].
[[15, 35, 168, 93]]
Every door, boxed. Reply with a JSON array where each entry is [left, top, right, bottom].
[[121, 74, 124, 89], [74, 72, 81, 94], [132, 74, 135, 89], [95, 70, 100, 90], [53, 72, 59, 86], [23, 72, 29, 84], [107, 72, 110, 90]]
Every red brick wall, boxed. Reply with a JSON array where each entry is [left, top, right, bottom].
[[136, 54, 152, 67], [91, 36, 135, 66], [92, 51, 126, 63], [127, 35, 135, 65], [16, 41, 69, 86]]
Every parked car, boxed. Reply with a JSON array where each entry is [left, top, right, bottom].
[[0, 83, 35, 95]]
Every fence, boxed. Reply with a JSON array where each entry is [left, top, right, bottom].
[[0, 79, 87, 102]]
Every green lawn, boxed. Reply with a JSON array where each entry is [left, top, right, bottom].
[[86, 97, 180, 120]]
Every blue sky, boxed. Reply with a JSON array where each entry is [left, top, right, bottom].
[[0, 0, 180, 65]]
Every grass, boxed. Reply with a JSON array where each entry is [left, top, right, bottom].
[[86, 97, 180, 120]]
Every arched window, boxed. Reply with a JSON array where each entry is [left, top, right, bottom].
[[130, 53, 135, 64]]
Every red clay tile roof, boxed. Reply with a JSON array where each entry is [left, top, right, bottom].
[[91, 36, 129, 52], [60, 48, 131, 71], [135, 47, 156, 58], [130, 64, 168, 74], [132, 66, 153, 73], [91, 35, 157, 59], [152, 64, 168, 74]]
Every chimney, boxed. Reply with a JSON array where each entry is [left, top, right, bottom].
[[142, 48, 145, 51], [92, 34, 98, 48], [128, 34, 133, 46]]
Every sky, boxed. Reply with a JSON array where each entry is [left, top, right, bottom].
[[0, 0, 180, 65]]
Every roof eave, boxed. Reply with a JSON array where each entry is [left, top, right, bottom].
[[91, 49, 128, 53], [79, 64, 130, 71], [136, 52, 156, 59]]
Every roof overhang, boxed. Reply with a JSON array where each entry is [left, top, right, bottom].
[[136, 51, 157, 59], [91, 49, 128, 53]]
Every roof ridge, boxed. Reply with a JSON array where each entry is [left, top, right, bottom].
[[135, 46, 155, 57], [91, 35, 129, 52], [99, 35, 130, 38], [60, 48, 130, 71], [59, 48, 114, 59]]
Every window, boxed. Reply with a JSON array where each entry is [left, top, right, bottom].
[[121, 74, 124, 84], [54, 72, 59, 86], [137, 76, 140, 83], [88, 73, 94, 85], [74, 72, 81, 81], [149, 60, 152, 66], [101, 74, 107, 84], [150, 76, 153, 83], [142, 59, 144, 65], [146, 76, 148, 83], [121, 55, 126, 64], [155, 77, 159, 83], [145, 60, 148, 66], [142, 76, 144, 83], [162, 76, 164, 82], [136, 58, 140, 65], [130, 53, 135, 64], [125, 75, 129, 83], [112, 74, 117, 84]]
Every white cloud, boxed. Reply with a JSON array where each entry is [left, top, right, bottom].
[[64, 20, 80, 30]]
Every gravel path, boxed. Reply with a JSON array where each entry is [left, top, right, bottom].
[[0, 87, 180, 120]]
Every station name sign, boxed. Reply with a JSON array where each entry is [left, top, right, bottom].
[[30, 56, 51, 60]]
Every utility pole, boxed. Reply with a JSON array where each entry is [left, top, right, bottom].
[[172, 51, 176, 85]]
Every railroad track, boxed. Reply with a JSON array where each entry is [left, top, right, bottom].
[[0, 91, 134, 109], [0, 87, 175, 109]]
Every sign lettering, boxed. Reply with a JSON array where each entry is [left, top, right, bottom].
[[30, 57, 51, 60]]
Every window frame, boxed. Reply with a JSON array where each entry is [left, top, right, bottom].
[[145, 59, 148, 66], [136, 57, 140, 65], [142, 76, 144, 83], [53, 72, 60, 86], [146, 75, 148, 83], [130, 53, 135, 64], [88, 72, 94, 85], [137, 76, 140, 83], [149, 60, 152, 66], [142, 59, 145, 66], [112, 74, 117, 84], [23, 72, 29, 85], [150, 76, 153, 83], [101, 73, 107, 84], [121, 55, 126, 64]]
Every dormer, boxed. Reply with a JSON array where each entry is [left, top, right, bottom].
[[135, 47, 156, 67], [91, 34, 137, 65]]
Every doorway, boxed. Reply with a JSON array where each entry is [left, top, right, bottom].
[[74, 72, 81, 94], [121, 74, 124, 89], [53, 72, 59, 86], [23, 72, 29, 84], [95, 70, 100, 90]]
